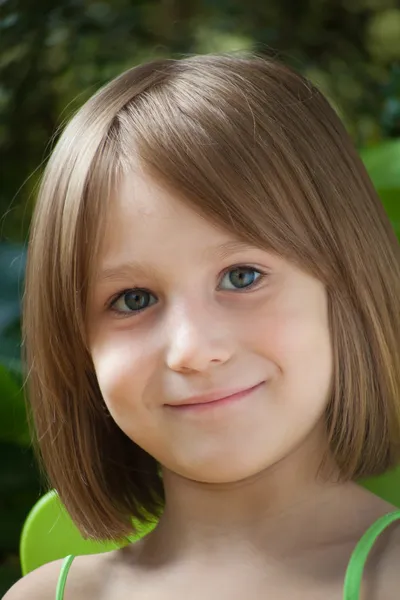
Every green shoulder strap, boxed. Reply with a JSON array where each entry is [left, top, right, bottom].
[[55, 555, 74, 600], [343, 510, 400, 599]]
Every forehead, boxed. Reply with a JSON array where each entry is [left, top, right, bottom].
[[89, 171, 318, 297], [100, 170, 236, 260], [93, 170, 297, 287]]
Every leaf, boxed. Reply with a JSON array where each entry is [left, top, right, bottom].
[[376, 188, 400, 236], [0, 442, 41, 555], [360, 139, 400, 236], [0, 243, 25, 372], [361, 139, 400, 190], [0, 364, 30, 445]]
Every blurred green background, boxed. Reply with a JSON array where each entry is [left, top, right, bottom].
[[0, 0, 399, 594]]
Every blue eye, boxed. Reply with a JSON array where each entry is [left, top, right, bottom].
[[109, 267, 264, 317], [219, 267, 263, 291], [111, 289, 157, 314]]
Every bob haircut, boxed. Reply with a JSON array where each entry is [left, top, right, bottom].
[[23, 52, 400, 540]]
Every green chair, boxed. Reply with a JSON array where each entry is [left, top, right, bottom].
[[20, 468, 400, 575], [20, 490, 156, 575], [360, 467, 400, 507]]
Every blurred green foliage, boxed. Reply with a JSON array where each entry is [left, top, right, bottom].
[[0, 0, 399, 594], [1, 0, 400, 243], [361, 139, 400, 237]]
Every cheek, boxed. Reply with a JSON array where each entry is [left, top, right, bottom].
[[90, 334, 154, 421], [91, 345, 170, 468], [91, 340, 165, 455], [252, 302, 333, 406]]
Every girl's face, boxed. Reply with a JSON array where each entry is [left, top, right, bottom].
[[88, 171, 333, 483]]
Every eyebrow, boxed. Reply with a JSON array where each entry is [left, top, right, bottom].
[[96, 240, 259, 283]]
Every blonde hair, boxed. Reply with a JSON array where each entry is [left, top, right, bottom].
[[23, 53, 400, 540]]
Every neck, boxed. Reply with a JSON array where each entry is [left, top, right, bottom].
[[146, 430, 344, 562]]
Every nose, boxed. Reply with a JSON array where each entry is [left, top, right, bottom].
[[164, 302, 233, 374]]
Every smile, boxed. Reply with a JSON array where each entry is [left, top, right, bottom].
[[165, 381, 265, 413]]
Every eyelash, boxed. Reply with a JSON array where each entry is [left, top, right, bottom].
[[107, 265, 268, 318]]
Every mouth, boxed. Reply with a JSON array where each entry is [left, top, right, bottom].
[[165, 381, 266, 412]]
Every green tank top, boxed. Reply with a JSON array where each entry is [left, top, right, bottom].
[[55, 510, 400, 600]]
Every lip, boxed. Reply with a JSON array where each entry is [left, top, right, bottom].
[[165, 381, 265, 411]]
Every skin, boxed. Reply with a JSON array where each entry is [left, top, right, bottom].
[[89, 170, 334, 487], [5, 171, 400, 599]]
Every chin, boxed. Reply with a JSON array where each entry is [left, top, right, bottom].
[[169, 455, 273, 485]]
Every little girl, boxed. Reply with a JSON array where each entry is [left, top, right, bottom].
[[5, 53, 400, 600]]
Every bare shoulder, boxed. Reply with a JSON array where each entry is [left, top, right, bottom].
[[2, 552, 117, 600]]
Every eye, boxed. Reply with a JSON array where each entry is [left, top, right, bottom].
[[110, 289, 157, 315], [219, 267, 264, 291], [108, 267, 265, 316]]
